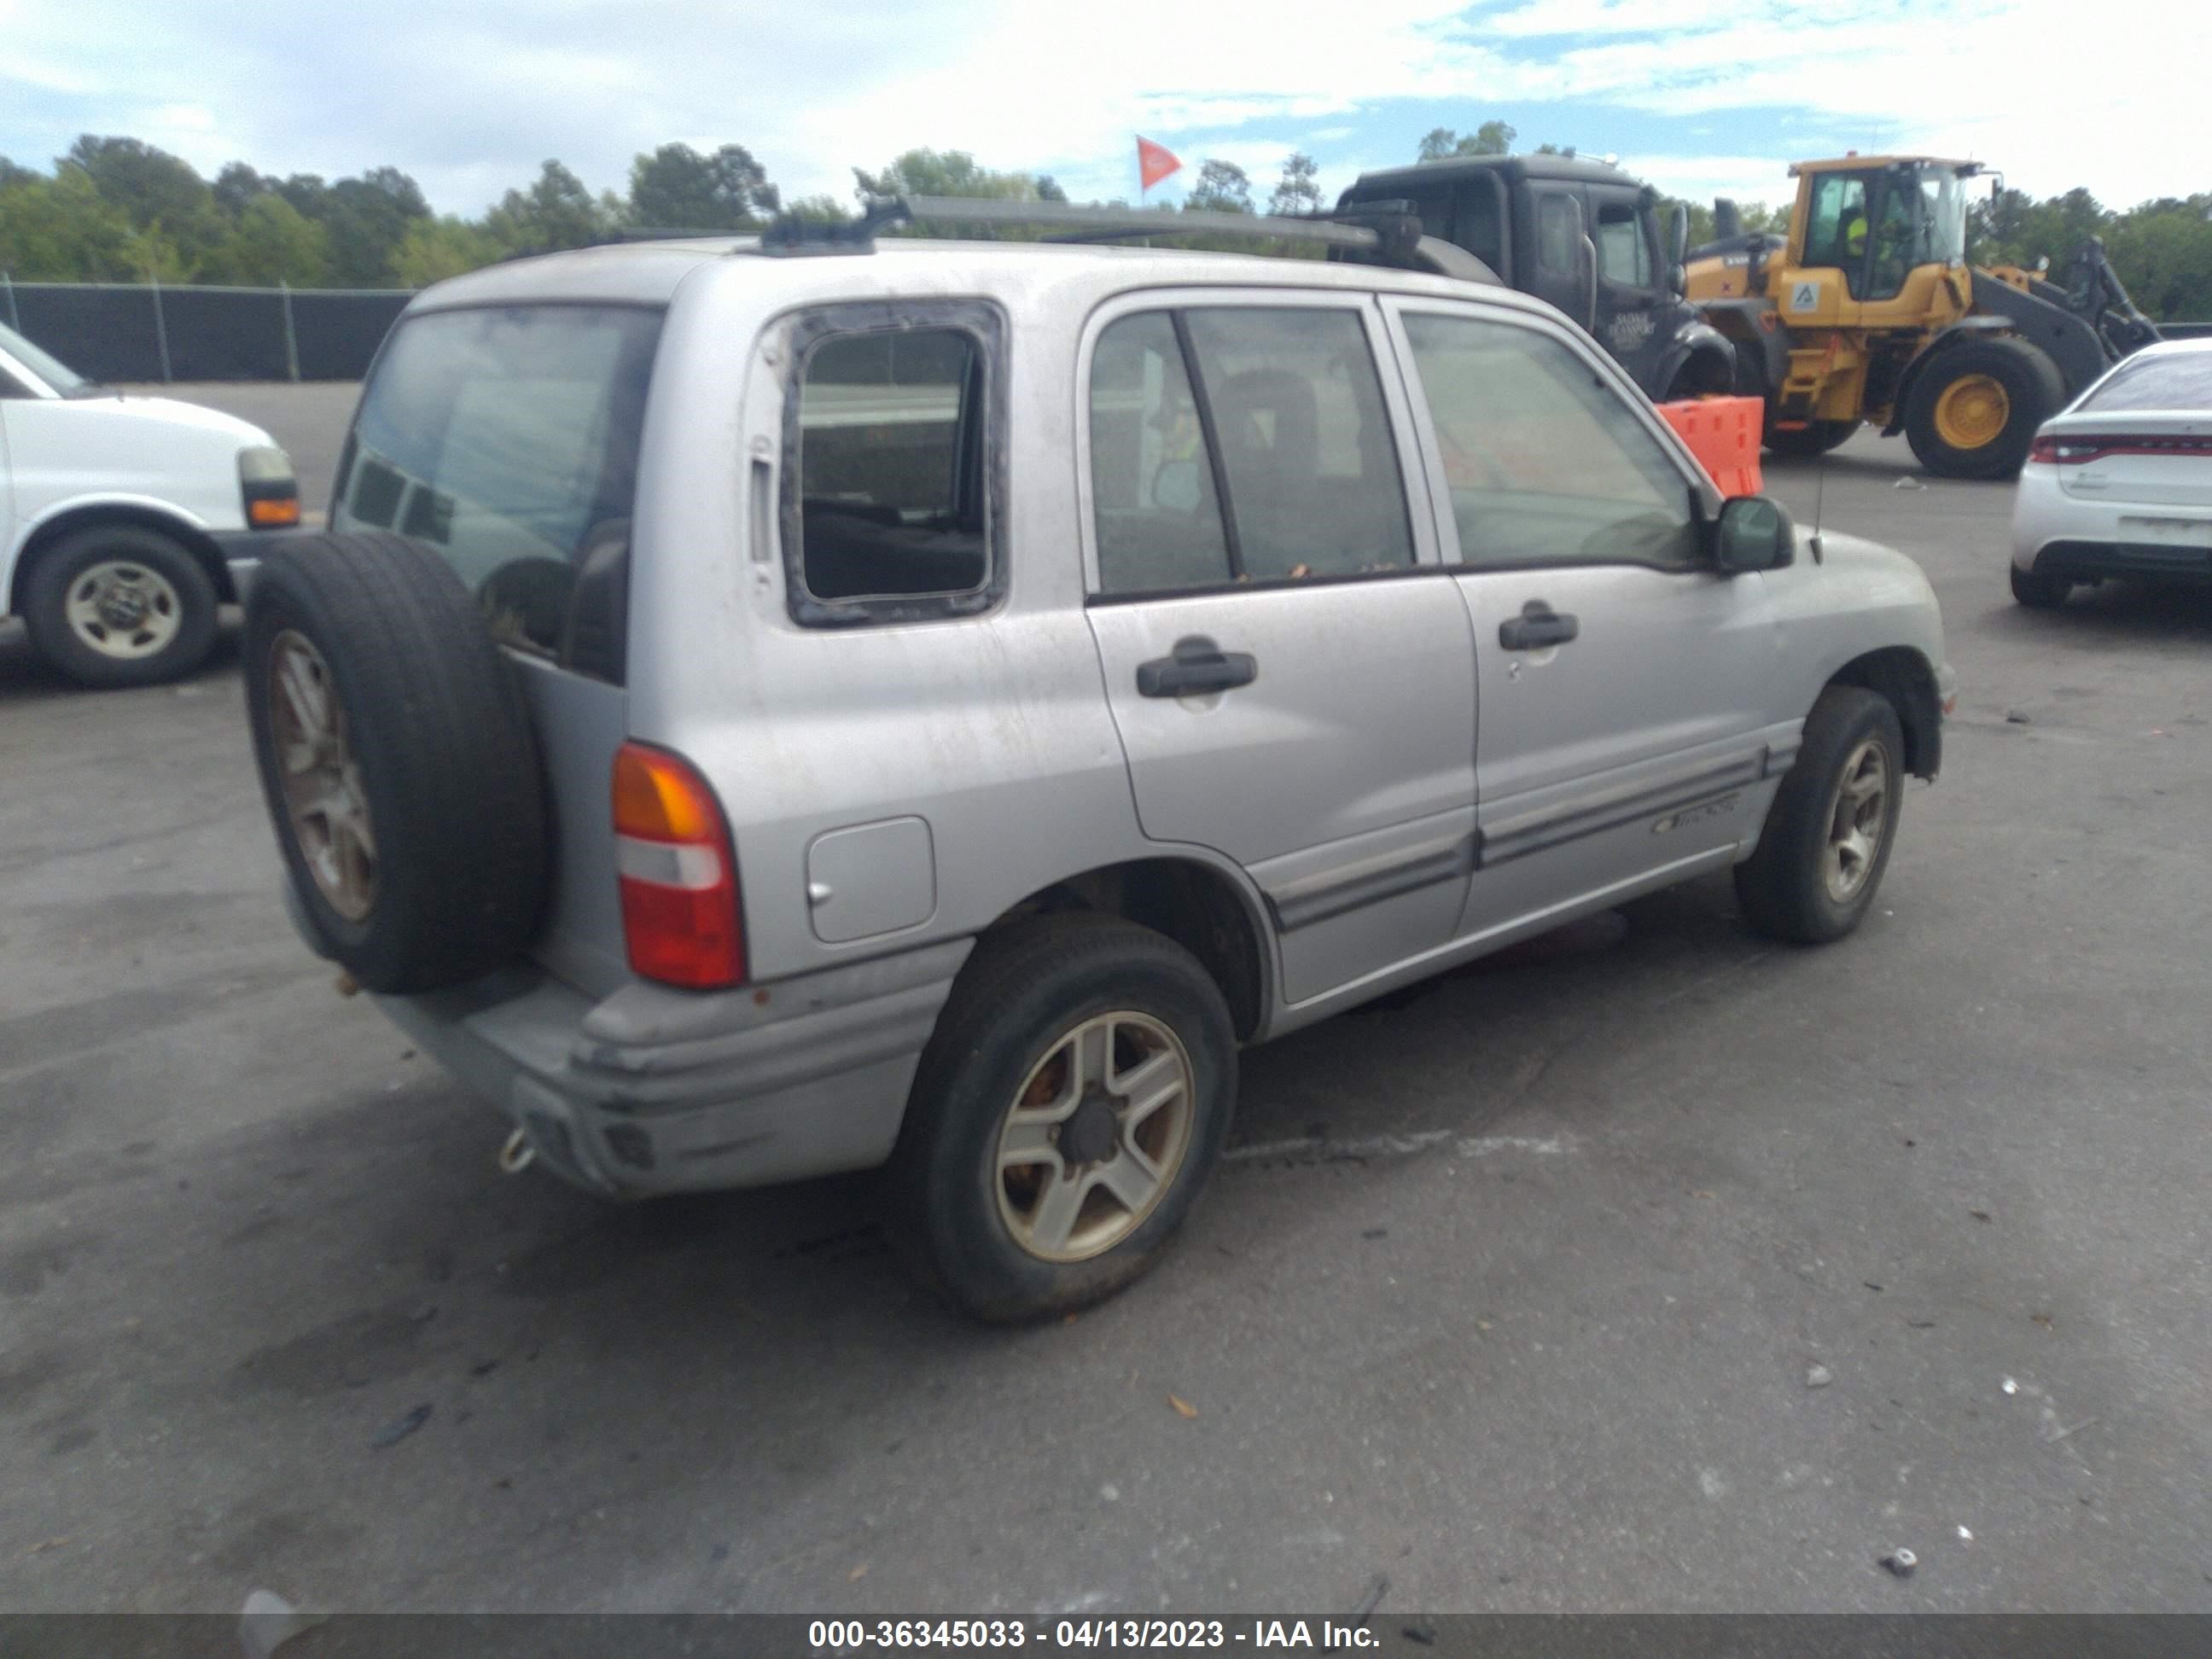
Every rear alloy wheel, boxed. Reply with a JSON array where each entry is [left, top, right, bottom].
[[1734, 685, 1906, 945], [1904, 337, 2064, 480], [22, 524, 218, 689], [2010, 562, 2072, 609], [888, 914, 1237, 1322]]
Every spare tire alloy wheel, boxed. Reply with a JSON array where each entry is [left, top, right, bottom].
[[267, 630, 377, 922], [996, 1011, 1196, 1261]]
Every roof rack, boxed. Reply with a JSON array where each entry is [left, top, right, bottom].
[[754, 195, 1499, 284]]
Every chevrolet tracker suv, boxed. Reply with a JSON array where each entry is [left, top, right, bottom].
[[242, 201, 1953, 1321]]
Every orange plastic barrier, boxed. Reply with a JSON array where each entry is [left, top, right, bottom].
[[1656, 395, 1765, 498]]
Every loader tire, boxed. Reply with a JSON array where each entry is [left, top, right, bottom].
[[1904, 337, 2064, 480], [1765, 419, 1858, 459]]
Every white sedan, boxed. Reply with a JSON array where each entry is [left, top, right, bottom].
[[2011, 336, 2212, 609], [1, 323, 300, 686]]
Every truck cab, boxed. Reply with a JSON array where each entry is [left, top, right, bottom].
[[1337, 154, 1737, 402]]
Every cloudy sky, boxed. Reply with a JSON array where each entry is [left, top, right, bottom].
[[0, 0, 2195, 218]]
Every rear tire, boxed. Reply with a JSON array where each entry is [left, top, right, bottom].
[[242, 532, 549, 993], [1734, 686, 1905, 946], [21, 523, 218, 689], [1904, 337, 2064, 480], [2010, 562, 2071, 609], [886, 915, 1237, 1323]]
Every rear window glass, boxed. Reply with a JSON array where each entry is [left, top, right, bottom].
[[335, 304, 661, 684], [2082, 352, 2212, 413]]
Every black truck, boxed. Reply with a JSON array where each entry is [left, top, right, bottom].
[[1336, 154, 1737, 403]]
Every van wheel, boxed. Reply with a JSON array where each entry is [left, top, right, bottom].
[[1734, 686, 1904, 945], [21, 524, 218, 688], [242, 532, 549, 992], [887, 915, 1237, 1322]]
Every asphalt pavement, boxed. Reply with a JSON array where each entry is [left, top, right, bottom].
[[3, 395, 2209, 1616]]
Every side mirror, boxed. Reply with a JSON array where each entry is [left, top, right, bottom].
[[1668, 202, 1690, 267], [1712, 495, 1795, 573]]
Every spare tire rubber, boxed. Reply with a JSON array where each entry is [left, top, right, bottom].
[[242, 532, 549, 993]]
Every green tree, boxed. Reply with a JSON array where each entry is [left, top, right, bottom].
[[853, 148, 1062, 203], [1185, 160, 1253, 213], [0, 166, 139, 279], [318, 167, 431, 285], [0, 156, 39, 191], [1419, 122, 1516, 163], [484, 160, 607, 257], [628, 142, 780, 230], [61, 135, 209, 229], [390, 215, 504, 286], [1267, 152, 1323, 217], [213, 195, 332, 285]]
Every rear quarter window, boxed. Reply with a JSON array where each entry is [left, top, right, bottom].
[[335, 304, 662, 684], [2082, 352, 2212, 413]]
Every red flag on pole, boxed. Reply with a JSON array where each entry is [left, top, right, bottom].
[[1138, 137, 1182, 194]]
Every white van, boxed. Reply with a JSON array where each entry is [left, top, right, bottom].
[[1, 321, 298, 687]]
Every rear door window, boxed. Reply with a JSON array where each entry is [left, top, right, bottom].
[[336, 304, 661, 684], [1087, 306, 1414, 592]]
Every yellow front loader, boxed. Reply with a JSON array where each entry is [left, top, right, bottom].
[[1685, 155, 2161, 478]]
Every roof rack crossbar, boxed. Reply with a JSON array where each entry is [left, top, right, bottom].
[[899, 195, 1387, 251]]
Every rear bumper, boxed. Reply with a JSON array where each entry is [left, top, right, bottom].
[[370, 938, 972, 1198], [2024, 538, 2212, 584]]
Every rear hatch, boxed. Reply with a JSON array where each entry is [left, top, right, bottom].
[[330, 301, 663, 995], [2050, 350, 2212, 513]]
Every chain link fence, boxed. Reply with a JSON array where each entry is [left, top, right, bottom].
[[0, 277, 414, 383]]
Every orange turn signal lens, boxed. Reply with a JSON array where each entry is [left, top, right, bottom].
[[248, 496, 302, 527], [612, 742, 745, 988]]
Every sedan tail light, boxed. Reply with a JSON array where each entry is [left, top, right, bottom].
[[2029, 434, 2212, 465], [612, 742, 745, 989]]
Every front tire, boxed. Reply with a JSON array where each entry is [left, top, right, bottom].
[[2010, 562, 2071, 609], [21, 524, 218, 689], [1734, 686, 1905, 945], [886, 915, 1237, 1322], [1904, 338, 2064, 480]]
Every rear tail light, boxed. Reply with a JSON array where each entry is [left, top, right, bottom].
[[612, 742, 745, 989], [2029, 434, 2212, 465]]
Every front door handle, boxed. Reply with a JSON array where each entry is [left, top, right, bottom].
[[1499, 601, 1579, 651], [1137, 635, 1259, 698]]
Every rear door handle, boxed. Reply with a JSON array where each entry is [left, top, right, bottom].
[[1137, 635, 1259, 698], [1499, 601, 1579, 651]]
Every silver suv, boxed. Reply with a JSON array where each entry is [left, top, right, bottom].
[[242, 209, 1953, 1320]]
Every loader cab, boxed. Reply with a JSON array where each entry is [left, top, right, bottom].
[[1793, 158, 1973, 309], [1337, 154, 1736, 401]]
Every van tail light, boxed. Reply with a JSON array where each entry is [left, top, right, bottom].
[[612, 742, 745, 989]]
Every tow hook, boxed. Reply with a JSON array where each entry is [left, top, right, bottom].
[[498, 1128, 535, 1175]]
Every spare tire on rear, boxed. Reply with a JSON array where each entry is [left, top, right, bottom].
[[243, 531, 550, 993]]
